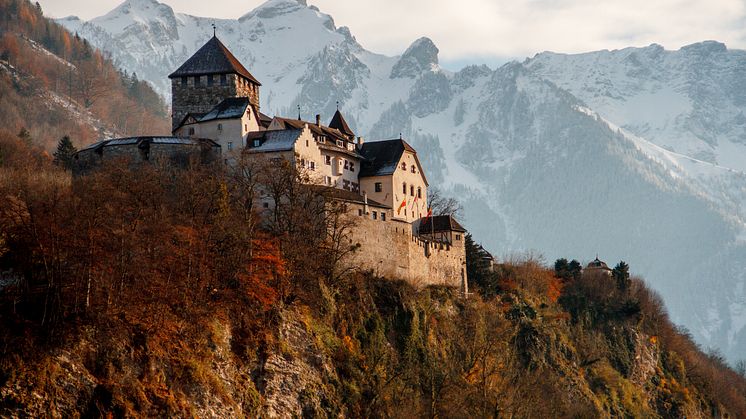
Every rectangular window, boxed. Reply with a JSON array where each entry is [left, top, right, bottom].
[[349, 162, 355, 172], [417, 188, 422, 199], [309, 161, 316, 171], [381, 213, 386, 221], [456, 234, 461, 240], [306, 139, 309, 147], [325, 155, 332, 165], [194, 76, 201, 86], [188, 127, 195, 135], [181, 76, 187, 86], [372, 211, 377, 220], [227, 142, 233, 151], [336, 140, 344, 147], [220, 74, 227, 85], [217, 123, 223, 131], [343, 179, 350, 190], [344, 159, 349, 170], [411, 166, 416, 173], [326, 176, 332, 185], [375, 182, 382, 192], [352, 182, 359, 192], [207, 75, 214, 86], [358, 209, 363, 216], [318, 136, 326, 144], [410, 185, 414, 196], [253, 139, 261, 147]]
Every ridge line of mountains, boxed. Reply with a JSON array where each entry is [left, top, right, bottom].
[[58, 0, 746, 363]]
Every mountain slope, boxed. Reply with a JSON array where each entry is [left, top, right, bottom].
[[0, 0, 169, 151], [57, 0, 746, 363]]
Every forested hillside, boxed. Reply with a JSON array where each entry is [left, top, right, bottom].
[[1, 133, 745, 417], [0, 0, 168, 151]]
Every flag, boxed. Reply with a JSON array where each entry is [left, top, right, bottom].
[[397, 198, 407, 214], [410, 194, 418, 209]]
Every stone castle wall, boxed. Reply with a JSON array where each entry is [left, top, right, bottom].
[[171, 74, 259, 131], [344, 202, 467, 291], [73, 141, 221, 176]]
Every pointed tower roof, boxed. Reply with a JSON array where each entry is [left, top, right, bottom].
[[168, 36, 261, 85], [329, 109, 354, 138]]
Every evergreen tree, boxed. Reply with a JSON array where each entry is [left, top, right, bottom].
[[53, 135, 77, 170], [612, 261, 631, 292], [554, 258, 569, 280], [568, 259, 582, 280]]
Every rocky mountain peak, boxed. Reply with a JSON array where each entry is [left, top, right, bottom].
[[390, 37, 439, 79]]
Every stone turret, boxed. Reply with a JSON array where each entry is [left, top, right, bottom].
[[168, 36, 261, 132]]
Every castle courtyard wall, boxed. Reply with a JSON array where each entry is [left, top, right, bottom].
[[344, 202, 467, 291]]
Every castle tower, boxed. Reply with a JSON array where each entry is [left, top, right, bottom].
[[168, 36, 261, 132]]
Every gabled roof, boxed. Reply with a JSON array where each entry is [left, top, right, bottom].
[[329, 110, 354, 138], [77, 136, 220, 153], [358, 139, 428, 185], [168, 36, 261, 85], [246, 129, 302, 153], [199, 97, 251, 122], [271, 117, 363, 158], [418, 215, 467, 233]]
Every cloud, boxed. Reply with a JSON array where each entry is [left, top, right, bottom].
[[38, 0, 746, 61]]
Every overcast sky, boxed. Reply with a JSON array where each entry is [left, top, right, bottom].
[[36, 0, 746, 67]]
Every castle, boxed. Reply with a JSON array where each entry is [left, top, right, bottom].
[[74, 36, 468, 292]]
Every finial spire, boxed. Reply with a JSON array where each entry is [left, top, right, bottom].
[[336, 100, 339, 111], [399, 132, 402, 140], [297, 104, 301, 121], [212, 23, 216, 37]]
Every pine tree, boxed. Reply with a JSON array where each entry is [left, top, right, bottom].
[[53, 135, 77, 170], [568, 259, 582, 280], [612, 261, 630, 292]]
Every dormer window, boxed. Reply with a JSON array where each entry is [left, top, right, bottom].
[[336, 140, 344, 147], [253, 139, 261, 147], [318, 136, 326, 144]]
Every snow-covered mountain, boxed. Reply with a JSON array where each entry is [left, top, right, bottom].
[[59, 0, 746, 362]]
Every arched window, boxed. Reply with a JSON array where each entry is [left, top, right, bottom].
[[417, 187, 422, 199], [410, 185, 414, 196], [401, 162, 407, 171]]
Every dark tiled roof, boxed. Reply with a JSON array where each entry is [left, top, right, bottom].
[[199, 97, 251, 122], [418, 215, 467, 233], [586, 258, 612, 270], [359, 139, 424, 182], [258, 112, 273, 128], [329, 110, 354, 138], [272, 117, 362, 158], [168, 36, 261, 85], [246, 129, 302, 153], [77, 137, 220, 153]]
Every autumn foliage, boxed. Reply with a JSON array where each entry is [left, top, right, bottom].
[[0, 0, 169, 151]]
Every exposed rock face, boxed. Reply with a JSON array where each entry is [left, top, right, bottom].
[[390, 37, 440, 79]]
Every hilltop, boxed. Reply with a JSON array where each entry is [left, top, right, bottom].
[[1, 133, 746, 417]]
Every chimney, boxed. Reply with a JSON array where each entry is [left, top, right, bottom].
[[357, 136, 365, 146], [315, 114, 321, 126], [363, 191, 369, 215]]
